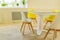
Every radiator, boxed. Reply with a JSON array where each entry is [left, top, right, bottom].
[[12, 12, 22, 20]]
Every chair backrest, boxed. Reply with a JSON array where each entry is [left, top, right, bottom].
[[50, 13, 60, 29], [22, 8, 37, 21], [27, 8, 37, 19], [44, 14, 56, 22], [27, 12, 37, 19]]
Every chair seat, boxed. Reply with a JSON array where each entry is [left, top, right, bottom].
[[49, 28, 60, 31], [23, 21, 31, 24], [44, 26, 60, 31]]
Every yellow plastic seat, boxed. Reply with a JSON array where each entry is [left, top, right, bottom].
[[45, 14, 56, 22], [27, 12, 37, 19]]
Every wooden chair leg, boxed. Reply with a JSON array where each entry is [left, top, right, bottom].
[[53, 30, 57, 40], [54, 30, 57, 38], [29, 23, 35, 34], [33, 19, 37, 23], [20, 22, 24, 32], [43, 21, 48, 29], [22, 23, 26, 35], [53, 30, 55, 40], [28, 24, 31, 30], [43, 29, 50, 40]]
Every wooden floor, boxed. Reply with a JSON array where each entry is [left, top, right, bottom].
[[0, 24, 60, 40]]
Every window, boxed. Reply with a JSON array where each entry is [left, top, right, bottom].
[[0, 0, 27, 8]]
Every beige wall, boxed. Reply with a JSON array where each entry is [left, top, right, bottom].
[[0, 0, 60, 23], [28, 0, 60, 11], [0, 8, 28, 23]]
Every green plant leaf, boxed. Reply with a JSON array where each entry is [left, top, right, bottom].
[[22, 0, 25, 5], [1, 3, 7, 6]]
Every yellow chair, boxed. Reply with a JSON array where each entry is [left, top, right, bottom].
[[27, 8, 37, 19], [43, 14, 56, 40], [20, 8, 37, 35], [43, 10, 60, 40], [27, 11, 37, 24], [43, 11, 56, 29]]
